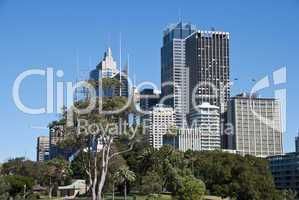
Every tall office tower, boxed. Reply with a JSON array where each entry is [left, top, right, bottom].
[[295, 132, 299, 152], [186, 30, 230, 113], [90, 47, 119, 80], [140, 88, 160, 111], [161, 22, 196, 128], [227, 93, 283, 157], [186, 30, 230, 148], [146, 104, 176, 149], [89, 47, 130, 98], [36, 136, 50, 162], [113, 70, 129, 97]]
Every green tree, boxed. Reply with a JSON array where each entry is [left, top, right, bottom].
[[114, 166, 136, 200], [41, 158, 71, 198], [191, 151, 282, 200], [0, 176, 10, 200], [140, 171, 163, 195], [176, 176, 205, 200], [4, 175, 34, 197]]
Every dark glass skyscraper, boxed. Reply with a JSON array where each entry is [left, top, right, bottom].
[[161, 22, 196, 128], [186, 30, 230, 113], [140, 88, 160, 111]]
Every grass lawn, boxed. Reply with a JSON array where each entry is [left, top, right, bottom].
[[74, 193, 172, 200]]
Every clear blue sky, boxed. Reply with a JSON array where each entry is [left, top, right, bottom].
[[0, 0, 298, 161]]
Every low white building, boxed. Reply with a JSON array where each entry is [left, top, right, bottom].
[[175, 128, 221, 152]]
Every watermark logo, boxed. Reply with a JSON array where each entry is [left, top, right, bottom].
[[12, 66, 287, 135], [250, 67, 286, 132]]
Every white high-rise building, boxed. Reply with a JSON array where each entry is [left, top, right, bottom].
[[147, 104, 176, 149], [37, 136, 50, 162], [227, 94, 283, 157], [188, 102, 221, 150]]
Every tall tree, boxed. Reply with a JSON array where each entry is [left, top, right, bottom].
[[113, 166, 136, 200], [41, 158, 71, 198], [68, 95, 139, 200]]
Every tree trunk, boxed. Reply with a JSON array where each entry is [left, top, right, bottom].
[[49, 177, 53, 198], [49, 186, 53, 199], [92, 153, 98, 200], [112, 182, 115, 200], [97, 171, 106, 200], [92, 182, 97, 200], [124, 181, 127, 200]]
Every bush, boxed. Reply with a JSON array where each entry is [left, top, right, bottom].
[[176, 176, 205, 200], [140, 171, 163, 195]]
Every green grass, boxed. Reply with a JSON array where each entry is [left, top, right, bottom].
[[74, 193, 172, 200]]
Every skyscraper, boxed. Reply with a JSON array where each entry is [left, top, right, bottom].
[[90, 47, 130, 98], [295, 131, 299, 152], [146, 104, 176, 149], [140, 88, 160, 112], [36, 136, 50, 162], [49, 124, 65, 159], [161, 22, 196, 128], [113, 70, 129, 97], [90, 47, 119, 80], [185, 30, 230, 113], [227, 94, 283, 157]]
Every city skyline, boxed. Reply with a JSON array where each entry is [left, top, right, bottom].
[[0, 0, 298, 161]]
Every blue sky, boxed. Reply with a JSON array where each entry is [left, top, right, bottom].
[[0, 0, 298, 161]]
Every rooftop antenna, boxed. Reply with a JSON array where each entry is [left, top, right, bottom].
[[133, 72, 136, 88], [75, 50, 80, 101], [119, 32, 122, 96], [108, 32, 111, 48], [126, 53, 130, 75], [178, 8, 182, 23]]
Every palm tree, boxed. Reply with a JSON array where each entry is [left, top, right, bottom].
[[114, 166, 136, 200]]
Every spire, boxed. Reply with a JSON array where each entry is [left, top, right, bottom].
[[179, 8, 182, 23], [108, 47, 112, 57], [124, 54, 129, 75], [104, 47, 112, 58]]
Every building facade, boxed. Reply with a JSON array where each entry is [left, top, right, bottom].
[[113, 70, 129, 97], [49, 124, 65, 159], [140, 88, 160, 112], [295, 132, 299, 153], [227, 94, 283, 157], [161, 22, 196, 128], [187, 102, 221, 150], [37, 136, 50, 162], [146, 104, 176, 149], [268, 152, 299, 194], [177, 128, 220, 152], [90, 47, 119, 80], [186, 30, 230, 114], [90, 47, 130, 98]]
